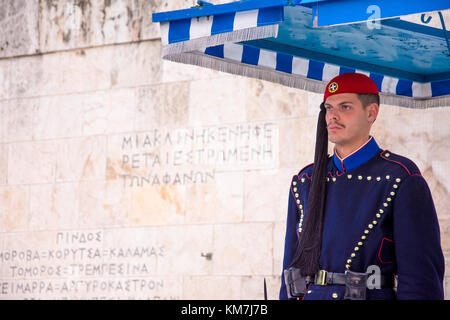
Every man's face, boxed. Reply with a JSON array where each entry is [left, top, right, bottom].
[[324, 93, 378, 147]]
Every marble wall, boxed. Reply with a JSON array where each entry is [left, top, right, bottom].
[[0, 0, 449, 300]]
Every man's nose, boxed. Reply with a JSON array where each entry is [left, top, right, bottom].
[[327, 108, 339, 120]]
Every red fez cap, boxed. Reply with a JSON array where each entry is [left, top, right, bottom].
[[323, 72, 379, 102]]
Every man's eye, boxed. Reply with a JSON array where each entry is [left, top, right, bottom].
[[342, 105, 351, 110]]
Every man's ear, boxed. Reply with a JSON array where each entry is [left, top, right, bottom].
[[366, 103, 379, 123]]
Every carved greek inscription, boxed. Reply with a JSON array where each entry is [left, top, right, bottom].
[[117, 122, 278, 187], [0, 230, 178, 300]]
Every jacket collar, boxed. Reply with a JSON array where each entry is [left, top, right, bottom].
[[333, 136, 380, 173]]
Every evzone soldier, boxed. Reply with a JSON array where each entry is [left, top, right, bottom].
[[280, 73, 445, 300]]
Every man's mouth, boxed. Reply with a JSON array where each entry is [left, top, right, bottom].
[[327, 124, 344, 130]]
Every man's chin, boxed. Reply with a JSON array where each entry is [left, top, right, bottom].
[[327, 136, 343, 144]]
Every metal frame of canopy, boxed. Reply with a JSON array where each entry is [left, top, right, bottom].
[[152, 0, 450, 108]]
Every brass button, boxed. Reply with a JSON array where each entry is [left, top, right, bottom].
[[358, 175, 363, 180], [295, 193, 299, 198], [296, 200, 300, 204], [376, 177, 381, 181], [368, 224, 373, 229], [293, 187, 297, 192], [332, 177, 336, 182], [364, 229, 369, 234], [345, 264, 350, 269], [383, 203, 388, 207], [293, 181, 297, 186], [387, 197, 391, 202], [367, 176, 372, 181], [332, 293, 338, 299], [301, 178, 305, 183], [347, 259, 352, 263], [385, 152, 390, 157], [373, 220, 377, 225], [307, 290, 312, 294], [376, 213, 381, 218], [386, 175, 390, 180], [354, 246, 359, 251], [396, 178, 401, 183], [390, 191, 395, 196], [327, 177, 330, 182], [379, 209, 384, 214], [358, 241, 363, 246], [347, 174, 352, 179], [361, 235, 366, 240], [393, 184, 398, 189], [350, 253, 356, 258]]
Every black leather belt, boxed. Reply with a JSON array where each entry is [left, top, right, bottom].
[[284, 267, 396, 299], [314, 270, 395, 288]]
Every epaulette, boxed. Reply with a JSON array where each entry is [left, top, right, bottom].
[[296, 162, 314, 181], [379, 150, 422, 177]]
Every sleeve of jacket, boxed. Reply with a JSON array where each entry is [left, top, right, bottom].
[[393, 174, 445, 300], [279, 179, 300, 300]]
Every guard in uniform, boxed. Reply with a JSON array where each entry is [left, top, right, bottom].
[[279, 73, 445, 300]]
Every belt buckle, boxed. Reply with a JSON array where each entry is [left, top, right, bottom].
[[315, 270, 327, 286]]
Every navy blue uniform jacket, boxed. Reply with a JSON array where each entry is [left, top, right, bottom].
[[279, 137, 445, 300]]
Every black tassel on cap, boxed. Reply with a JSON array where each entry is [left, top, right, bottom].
[[289, 102, 329, 276]]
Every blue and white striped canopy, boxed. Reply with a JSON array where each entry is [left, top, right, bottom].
[[153, 0, 450, 108]]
